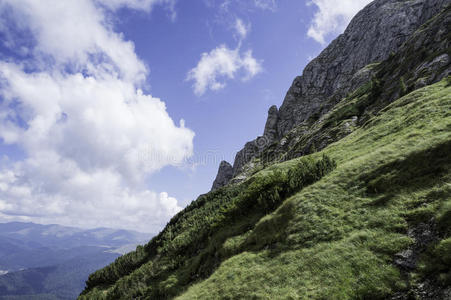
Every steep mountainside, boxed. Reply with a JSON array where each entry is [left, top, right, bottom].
[[81, 1, 451, 299], [224, 0, 451, 183]]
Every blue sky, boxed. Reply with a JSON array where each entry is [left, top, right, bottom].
[[128, 1, 323, 204], [0, 0, 371, 232]]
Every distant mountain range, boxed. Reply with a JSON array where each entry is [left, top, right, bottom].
[[0, 222, 152, 299]]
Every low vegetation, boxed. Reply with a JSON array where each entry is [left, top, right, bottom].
[[81, 151, 336, 299], [81, 78, 450, 299]]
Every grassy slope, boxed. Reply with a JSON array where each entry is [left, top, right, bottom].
[[81, 146, 337, 299], [80, 7, 451, 297], [177, 79, 451, 299], [80, 78, 451, 299]]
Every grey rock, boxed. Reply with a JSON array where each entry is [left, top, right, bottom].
[[232, 106, 279, 176], [395, 249, 413, 259], [276, 0, 451, 137], [232, 139, 261, 177], [211, 161, 233, 191], [431, 53, 449, 68], [415, 53, 450, 84], [279, 5, 451, 163], [444, 288, 451, 300], [414, 77, 428, 89], [394, 249, 415, 270], [263, 105, 279, 142], [389, 220, 448, 299]]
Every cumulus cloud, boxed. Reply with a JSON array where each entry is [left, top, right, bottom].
[[187, 45, 262, 96], [2, 0, 151, 83], [0, 0, 193, 232], [187, 17, 261, 96], [307, 0, 372, 45]]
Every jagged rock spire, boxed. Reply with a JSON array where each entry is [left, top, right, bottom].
[[211, 161, 233, 191]]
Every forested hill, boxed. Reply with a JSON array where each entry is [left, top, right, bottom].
[[80, 1, 451, 299]]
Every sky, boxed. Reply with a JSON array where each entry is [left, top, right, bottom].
[[0, 0, 372, 233]]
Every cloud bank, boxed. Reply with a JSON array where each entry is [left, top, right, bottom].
[[307, 0, 372, 45], [0, 0, 194, 232]]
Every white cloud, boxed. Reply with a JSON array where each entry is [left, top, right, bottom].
[[215, 0, 277, 12], [0, 0, 146, 84], [95, 0, 173, 12], [234, 18, 249, 40], [95, 0, 177, 20], [307, 0, 372, 45], [187, 16, 261, 96], [187, 45, 262, 96], [0, 0, 193, 232], [253, 0, 277, 11]]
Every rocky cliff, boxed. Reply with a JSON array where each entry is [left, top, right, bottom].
[[211, 161, 233, 191], [213, 0, 451, 189]]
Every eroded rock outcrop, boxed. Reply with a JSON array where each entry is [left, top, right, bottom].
[[211, 161, 233, 191], [263, 105, 279, 142], [232, 105, 279, 176]]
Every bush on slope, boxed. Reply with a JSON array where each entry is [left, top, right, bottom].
[[80, 153, 336, 299]]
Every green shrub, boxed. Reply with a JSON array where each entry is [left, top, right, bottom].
[[437, 199, 451, 233], [435, 238, 451, 266]]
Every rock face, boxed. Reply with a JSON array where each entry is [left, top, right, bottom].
[[231, 105, 280, 176], [277, 0, 451, 136], [211, 0, 451, 189], [212, 106, 281, 190], [211, 161, 233, 190], [263, 105, 279, 142]]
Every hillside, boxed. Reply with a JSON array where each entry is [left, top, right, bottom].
[[80, 1, 451, 299]]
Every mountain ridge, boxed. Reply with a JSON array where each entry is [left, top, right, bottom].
[[80, 1, 451, 299], [214, 0, 451, 188], [0, 222, 151, 299]]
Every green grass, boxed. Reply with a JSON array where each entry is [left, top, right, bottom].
[[176, 79, 451, 299], [80, 152, 336, 299], [80, 74, 450, 300], [80, 6, 451, 297]]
